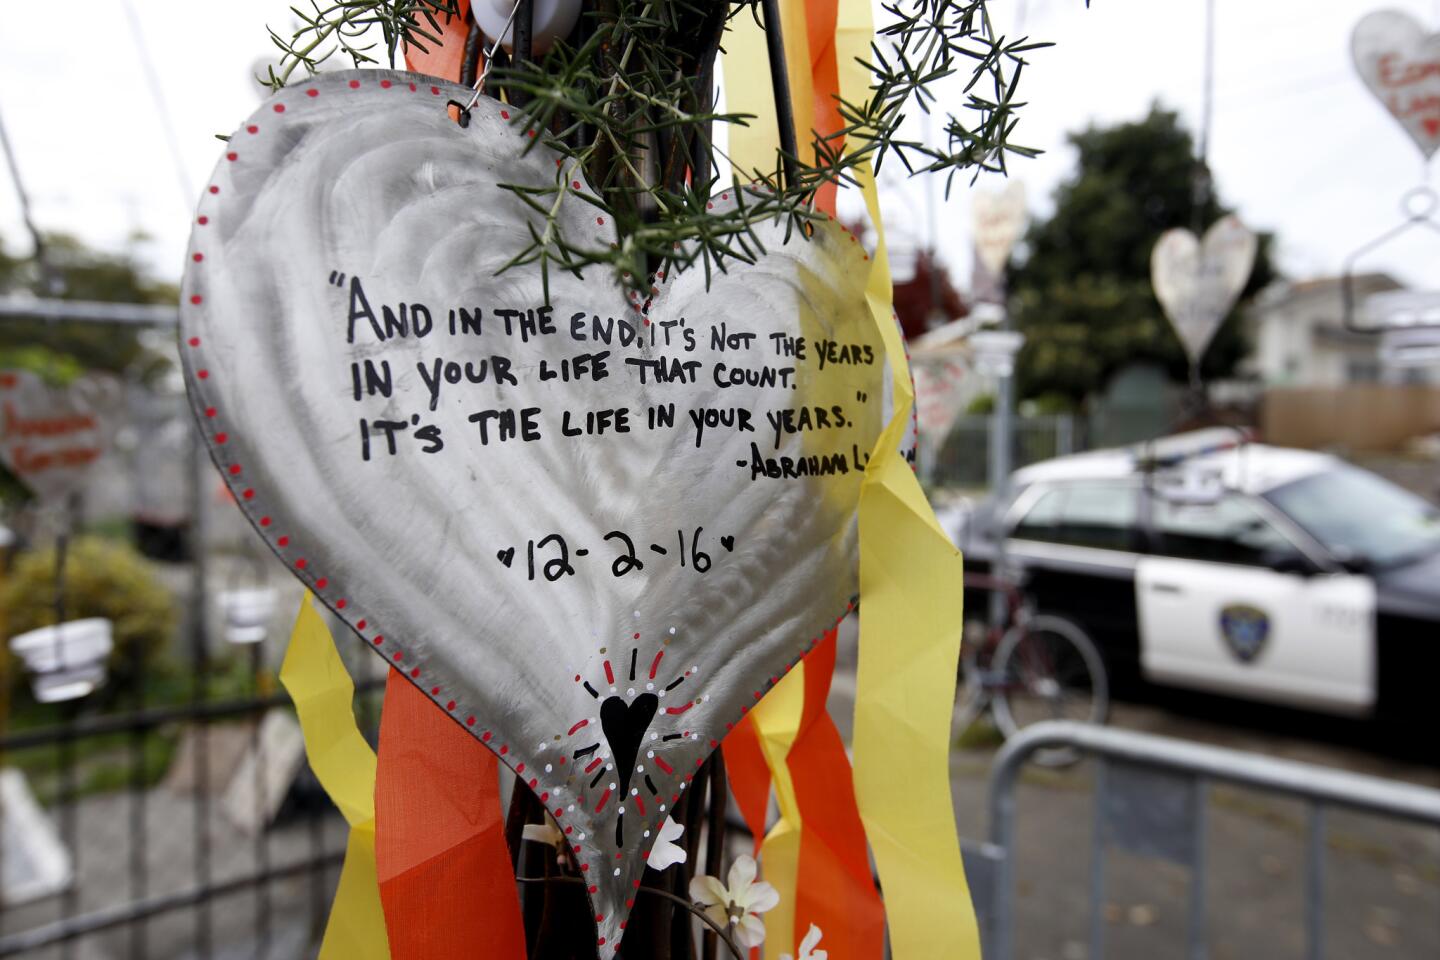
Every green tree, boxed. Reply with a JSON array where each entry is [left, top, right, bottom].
[[1009, 105, 1277, 405], [0, 231, 177, 383]]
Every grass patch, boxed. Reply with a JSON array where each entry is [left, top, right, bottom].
[[4, 728, 178, 806], [955, 718, 1005, 751]]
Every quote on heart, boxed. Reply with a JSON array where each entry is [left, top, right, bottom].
[[326, 267, 885, 584], [333, 269, 880, 480]]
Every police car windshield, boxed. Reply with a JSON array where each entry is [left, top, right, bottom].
[[1266, 466, 1440, 568]]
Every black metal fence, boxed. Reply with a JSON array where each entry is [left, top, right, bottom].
[[0, 297, 379, 960], [1, 609, 384, 960], [929, 413, 1081, 489]]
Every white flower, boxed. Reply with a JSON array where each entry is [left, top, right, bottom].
[[688, 854, 780, 948], [521, 821, 563, 850], [781, 924, 827, 960], [647, 816, 687, 870]]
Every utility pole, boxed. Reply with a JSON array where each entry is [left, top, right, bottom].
[[970, 306, 1023, 628]]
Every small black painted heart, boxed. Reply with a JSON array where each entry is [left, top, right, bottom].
[[720, 535, 735, 552], [599, 693, 659, 796]]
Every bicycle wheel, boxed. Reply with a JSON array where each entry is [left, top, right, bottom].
[[991, 613, 1109, 754], [955, 619, 994, 735]]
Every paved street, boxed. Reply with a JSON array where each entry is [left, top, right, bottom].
[[948, 701, 1440, 960], [0, 722, 348, 960], [6, 597, 1436, 959], [827, 619, 1440, 960]]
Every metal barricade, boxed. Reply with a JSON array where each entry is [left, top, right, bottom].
[[982, 721, 1440, 960]]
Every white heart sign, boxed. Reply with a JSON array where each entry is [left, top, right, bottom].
[[1353, 10, 1440, 159], [180, 71, 887, 950], [0, 369, 121, 504], [971, 180, 1027, 278], [1150, 215, 1257, 366], [911, 353, 968, 455]]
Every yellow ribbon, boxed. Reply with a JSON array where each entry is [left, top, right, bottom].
[[850, 165, 980, 953], [751, 664, 807, 955], [723, 1, 980, 956], [722, 10, 819, 956], [833, 1, 980, 955], [279, 595, 390, 960]]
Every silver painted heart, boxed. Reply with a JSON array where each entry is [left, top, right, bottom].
[[179, 70, 887, 950]]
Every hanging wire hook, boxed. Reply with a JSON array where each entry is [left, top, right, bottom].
[[1340, 184, 1440, 332], [1400, 184, 1438, 222], [460, 0, 524, 116]]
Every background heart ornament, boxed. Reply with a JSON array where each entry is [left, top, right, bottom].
[[180, 70, 893, 950], [0, 369, 121, 504], [1149, 215, 1257, 368], [970, 179, 1028, 279], [1352, 9, 1440, 160]]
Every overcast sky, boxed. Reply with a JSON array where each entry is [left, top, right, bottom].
[[3, 0, 1440, 291]]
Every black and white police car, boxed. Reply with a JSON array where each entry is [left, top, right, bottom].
[[956, 429, 1440, 726]]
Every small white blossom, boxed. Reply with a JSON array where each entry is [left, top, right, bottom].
[[647, 816, 686, 871], [520, 821, 563, 850], [781, 924, 827, 960], [688, 854, 780, 948]]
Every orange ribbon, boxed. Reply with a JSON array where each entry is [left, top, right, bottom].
[[402, 1, 474, 82], [726, 629, 883, 960], [724, 716, 772, 854], [788, 632, 884, 958], [804, 0, 844, 215], [374, 672, 527, 960]]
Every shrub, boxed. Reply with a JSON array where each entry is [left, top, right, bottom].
[[3, 537, 177, 702]]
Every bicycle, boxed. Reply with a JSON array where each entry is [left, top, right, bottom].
[[956, 571, 1110, 765]]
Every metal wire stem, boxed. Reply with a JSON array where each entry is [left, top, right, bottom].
[[464, 0, 525, 112]]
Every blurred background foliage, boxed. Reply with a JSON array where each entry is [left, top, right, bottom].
[[0, 230, 177, 385], [1009, 106, 1278, 406], [2, 537, 177, 705]]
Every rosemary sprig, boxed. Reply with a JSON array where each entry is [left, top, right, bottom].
[[262, 0, 1046, 295]]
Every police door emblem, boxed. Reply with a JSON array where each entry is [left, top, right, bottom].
[[1219, 604, 1270, 663]]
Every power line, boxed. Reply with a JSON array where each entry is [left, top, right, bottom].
[[0, 102, 61, 294], [118, 0, 195, 212]]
